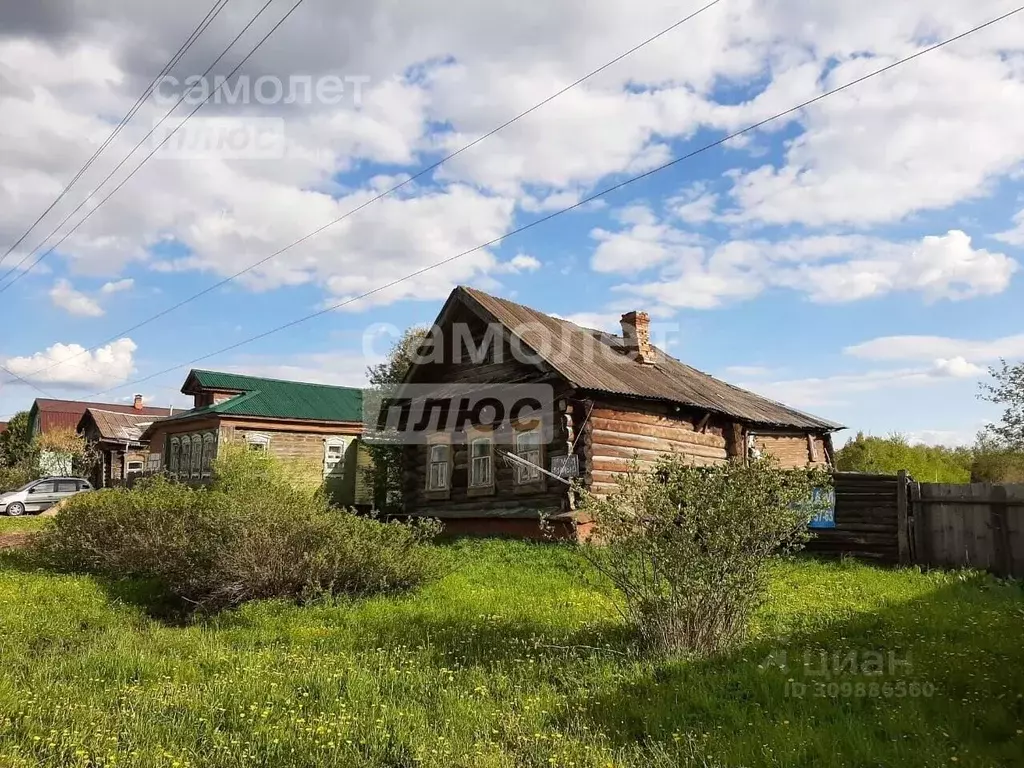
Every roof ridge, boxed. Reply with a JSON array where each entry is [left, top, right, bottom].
[[191, 369, 364, 392]]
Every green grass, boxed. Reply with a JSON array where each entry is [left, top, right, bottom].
[[0, 540, 1022, 767], [0, 514, 51, 534]]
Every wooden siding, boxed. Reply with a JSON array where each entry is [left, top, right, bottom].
[[752, 432, 829, 469], [582, 398, 729, 496], [805, 472, 902, 564]]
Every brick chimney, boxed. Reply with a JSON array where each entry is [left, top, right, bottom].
[[133, 394, 144, 411], [620, 311, 656, 365]]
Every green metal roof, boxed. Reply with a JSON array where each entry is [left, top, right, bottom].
[[167, 369, 364, 423]]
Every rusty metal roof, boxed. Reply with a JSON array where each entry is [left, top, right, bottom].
[[458, 286, 843, 432], [30, 398, 172, 435], [78, 408, 168, 443]]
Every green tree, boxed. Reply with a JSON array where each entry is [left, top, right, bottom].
[[0, 411, 33, 468], [980, 359, 1024, 450], [835, 433, 973, 483], [365, 326, 429, 510]]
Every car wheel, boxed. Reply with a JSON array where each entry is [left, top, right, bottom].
[[5, 502, 25, 517]]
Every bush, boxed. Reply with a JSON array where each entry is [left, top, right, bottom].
[[33, 447, 440, 613], [0, 464, 38, 493], [580, 456, 830, 657]]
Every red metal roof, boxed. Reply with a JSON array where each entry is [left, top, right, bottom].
[[0, 422, 7, 434], [30, 399, 172, 435]]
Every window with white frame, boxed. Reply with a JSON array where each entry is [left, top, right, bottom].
[[324, 437, 346, 479], [469, 437, 493, 488], [515, 429, 542, 484], [190, 435, 202, 477], [126, 461, 144, 474], [201, 433, 216, 477], [169, 438, 180, 475], [246, 433, 271, 452], [179, 438, 191, 479], [427, 443, 449, 491]]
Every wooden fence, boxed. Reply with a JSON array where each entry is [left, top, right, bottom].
[[805, 472, 904, 565], [809, 472, 1024, 577], [911, 483, 1024, 578]]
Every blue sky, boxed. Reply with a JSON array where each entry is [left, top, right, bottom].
[[2, 0, 1023, 445]]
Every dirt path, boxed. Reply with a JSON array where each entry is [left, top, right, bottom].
[[0, 532, 31, 550]]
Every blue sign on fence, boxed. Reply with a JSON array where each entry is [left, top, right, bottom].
[[807, 487, 836, 529]]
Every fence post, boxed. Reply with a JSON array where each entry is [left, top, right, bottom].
[[991, 484, 1011, 578], [896, 470, 909, 565]]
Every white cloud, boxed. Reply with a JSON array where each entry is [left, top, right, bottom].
[[845, 333, 1024, 363], [100, 278, 134, 294], [2, 338, 136, 389], [669, 183, 720, 225], [931, 356, 986, 378], [495, 254, 542, 273], [724, 364, 773, 377], [48, 278, 103, 317], [599, 213, 1018, 309]]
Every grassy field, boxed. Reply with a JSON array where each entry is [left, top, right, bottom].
[[0, 514, 51, 535], [0, 538, 1022, 767]]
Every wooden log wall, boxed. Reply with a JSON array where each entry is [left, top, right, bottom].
[[583, 400, 728, 497], [805, 472, 903, 564]]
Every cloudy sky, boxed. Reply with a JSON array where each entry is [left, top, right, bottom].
[[1, 0, 1023, 444]]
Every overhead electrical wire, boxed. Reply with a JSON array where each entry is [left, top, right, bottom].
[[0, 0, 305, 293], [15, 0, 725, 384], [0, 0, 231, 271], [86, 5, 1024, 399]]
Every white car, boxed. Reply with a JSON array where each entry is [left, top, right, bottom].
[[0, 477, 93, 516]]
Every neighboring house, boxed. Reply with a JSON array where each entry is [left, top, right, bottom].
[[0, 422, 7, 434], [399, 286, 844, 539], [140, 370, 371, 507], [28, 396, 172, 476], [77, 407, 167, 488]]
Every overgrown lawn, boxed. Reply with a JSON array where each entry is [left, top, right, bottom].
[[0, 540, 1021, 767]]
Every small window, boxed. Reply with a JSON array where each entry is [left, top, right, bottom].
[[324, 437, 346, 479], [246, 433, 271, 452], [515, 429, 542, 484], [169, 438, 180, 474], [30, 481, 55, 494], [77, 480, 92, 491], [126, 461, 144, 474], [427, 443, 449, 491], [201, 433, 216, 477], [469, 437, 493, 488], [190, 435, 203, 477], [179, 439, 191, 478]]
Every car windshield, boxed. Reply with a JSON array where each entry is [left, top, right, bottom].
[[11, 481, 37, 492]]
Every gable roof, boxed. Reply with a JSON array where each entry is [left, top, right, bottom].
[[29, 398, 172, 434], [450, 286, 843, 432], [158, 369, 364, 424], [78, 408, 165, 444]]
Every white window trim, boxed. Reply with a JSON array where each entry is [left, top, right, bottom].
[[179, 437, 191, 479], [427, 443, 450, 491], [323, 436, 347, 479], [190, 434, 203, 478], [169, 437, 180, 474], [201, 433, 216, 478], [246, 432, 271, 452], [514, 428, 542, 484], [469, 436, 494, 489]]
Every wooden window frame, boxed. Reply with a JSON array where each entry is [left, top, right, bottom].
[[201, 433, 216, 478], [190, 434, 203, 478], [324, 436, 347, 480], [513, 425, 546, 491], [424, 435, 451, 501], [466, 432, 496, 497], [246, 432, 271, 452], [168, 437, 180, 476], [179, 437, 191, 480]]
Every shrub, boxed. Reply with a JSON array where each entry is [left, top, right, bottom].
[[33, 449, 440, 613], [580, 456, 830, 657]]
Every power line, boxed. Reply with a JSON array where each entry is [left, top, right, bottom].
[[0, 363, 54, 398], [88, 5, 1024, 398], [18, 0, 725, 382], [0, 0, 304, 293], [0, 0, 231, 270]]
